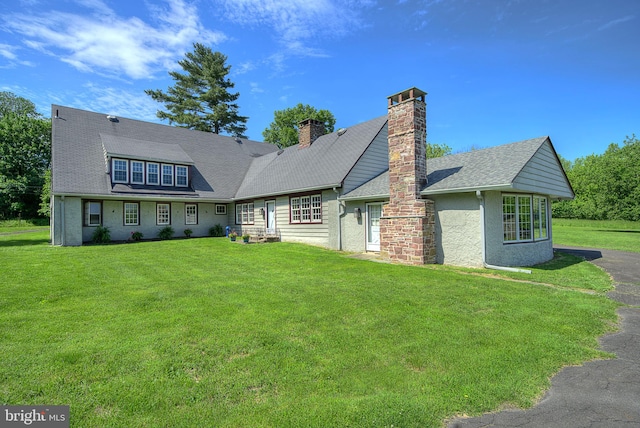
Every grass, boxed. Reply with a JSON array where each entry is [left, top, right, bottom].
[[553, 218, 640, 253], [0, 230, 619, 427]]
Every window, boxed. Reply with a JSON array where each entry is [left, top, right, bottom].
[[161, 164, 173, 186], [131, 161, 144, 184], [215, 204, 226, 215], [235, 202, 254, 225], [157, 203, 170, 225], [290, 194, 322, 223], [176, 166, 188, 187], [112, 159, 128, 183], [124, 202, 139, 226], [147, 163, 159, 185], [503, 194, 548, 243], [84, 201, 101, 226], [185, 204, 197, 225]]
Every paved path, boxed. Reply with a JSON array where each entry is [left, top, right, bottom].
[[448, 246, 640, 428]]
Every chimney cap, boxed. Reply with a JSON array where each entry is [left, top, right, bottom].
[[388, 87, 427, 106]]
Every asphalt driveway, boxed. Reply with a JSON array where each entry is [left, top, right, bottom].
[[448, 246, 640, 428]]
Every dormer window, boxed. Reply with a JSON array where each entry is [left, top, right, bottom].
[[112, 159, 128, 183], [131, 161, 144, 184], [176, 166, 188, 187], [147, 163, 159, 185], [162, 164, 174, 186]]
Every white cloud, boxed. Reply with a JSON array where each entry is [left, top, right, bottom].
[[0, 43, 35, 68], [249, 82, 264, 94], [3, 0, 225, 79], [598, 15, 635, 31]]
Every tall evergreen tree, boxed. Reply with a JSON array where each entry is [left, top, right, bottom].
[[145, 43, 248, 137]]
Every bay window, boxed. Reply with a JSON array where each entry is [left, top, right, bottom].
[[503, 194, 548, 243]]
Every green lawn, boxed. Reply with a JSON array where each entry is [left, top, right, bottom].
[[553, 218, 640, 253], [0, 230, 618, 427]]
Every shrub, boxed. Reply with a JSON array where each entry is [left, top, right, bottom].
[[209, 224, 225, 237], [130, 231, 143, 241], [91, 225, 111, 244], [158, 226, 174, 240], [184, 228, 193, 238]]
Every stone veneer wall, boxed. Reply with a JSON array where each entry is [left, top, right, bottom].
[[380, 88, 436, 265], [298, 119, 325, 148]]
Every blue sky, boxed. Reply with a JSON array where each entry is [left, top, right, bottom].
[[1, 0, 637, 161]]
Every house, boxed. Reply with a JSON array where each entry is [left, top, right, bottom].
[[50, 87, 574, 267]]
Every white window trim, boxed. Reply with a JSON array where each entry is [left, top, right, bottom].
[[502, 194, 549, 244], [235, 202, 254, 225], [130, 161, 145, 185], [161, 164, 174, 187], [85, 201, 102, 226], [112, 159, 128, 184], [215, 204, 227, 215], [146, 162, 159, 185], [185, 204, 198, 225], [124, 202, 140, 226], [176, 165, 188, 187], [157, 203, 171, 225], [290, 194, 322, 224]]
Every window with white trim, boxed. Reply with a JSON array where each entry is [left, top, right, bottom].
[[131, 161, 144, 184], [84, 201, 102, 226], [147, 163, 159, 185], [161, 164, 173, 186], [124, 202, 139, 226], [112, 159, 128, 183], [157, 203, 170, 225], [176, 166, 188, 187], [235, 202, 254, 225], [503, 194, 548, 243], [215, 204, 226, 215], [290, 194, 322, 223], [185, 204, 197, 225]]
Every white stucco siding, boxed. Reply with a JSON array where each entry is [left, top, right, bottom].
[[52, 196, 82, 246], [342, 124, 389, 194], [431, 193, 483, 267], [341, 201, 368, 252], [512, 141, 573, 199], [483, 191, 553, 267]]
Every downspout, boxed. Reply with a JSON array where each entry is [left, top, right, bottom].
[[476, 190, 531, 274], [333, 187, 342, 251], [60, 195, 65, 246]]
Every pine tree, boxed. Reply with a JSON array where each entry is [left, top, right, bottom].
[[145, 43, 248, 137]]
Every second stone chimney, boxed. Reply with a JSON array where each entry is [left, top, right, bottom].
[[298, 118, 325, 149]]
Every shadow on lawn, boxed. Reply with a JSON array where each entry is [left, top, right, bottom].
[[0, 237, 50, 247]]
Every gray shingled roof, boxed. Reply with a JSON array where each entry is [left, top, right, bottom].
[[52, 105, 278, 200], [342, 137, 552, 199], [235, 116, 387, 199]]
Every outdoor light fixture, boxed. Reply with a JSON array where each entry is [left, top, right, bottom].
[[354, 207, 361, 219]]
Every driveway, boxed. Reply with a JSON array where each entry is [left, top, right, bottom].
[[448, 246, 640, 428]]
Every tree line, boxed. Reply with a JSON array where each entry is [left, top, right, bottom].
[[553, 135, 640, 221], [1, 43, 636, 222]]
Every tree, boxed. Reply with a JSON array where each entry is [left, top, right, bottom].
[[0, 109, 51, 219], [0, 91, 39, 118], [425, 142, 452, 159], [145, 43, 248, 137], [262, 104, 336, 148]]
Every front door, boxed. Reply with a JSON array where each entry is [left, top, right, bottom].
[[266, 200, 276, 235], [366, 203, 382, 252]]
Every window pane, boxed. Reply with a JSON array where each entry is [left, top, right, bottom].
[[86, 201, 101, 226], [311, 195, 322, 221], [147, 163, 159, 185], [301, 196, 311, 222], [186, 204, 197, 225], [248, 203, 254, 223], [518, 196, 532, 241], [539, 197, 548, 239], [502, 196, 516, 241], [236, 204, 242, 224], [113, 160, 128, 182], [162, 165, 173, 186], [131, 162, 144, 184], [125, 203, 139, 225], [176, 166, 188, 186], [291, 198, 300, 222], [157, 204, 170, 225]]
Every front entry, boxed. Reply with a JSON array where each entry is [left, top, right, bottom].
[[366, 203, 382, 252], [266, 200, 276, 235]]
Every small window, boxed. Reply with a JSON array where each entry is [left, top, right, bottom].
[[185, 204, 197, 225], [157, 203, 171, 225], [161, 164, 173, 186], [147, 163, 159, 185], [112, 159, 128, 183], [503, 194, 549, 243], [124, 202, 139, 226], [131, 161, 144, 184], [176, 166, 188, 187], [215, 204, 226, 215], [84, 201, 102, 226]]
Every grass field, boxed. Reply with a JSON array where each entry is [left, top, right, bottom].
[[0, 229, 619, 427], [552, 218, 640, 253]]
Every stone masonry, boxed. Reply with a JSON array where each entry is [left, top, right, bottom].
[[380, 88, 436, 265], [298, 118, 325, 148]]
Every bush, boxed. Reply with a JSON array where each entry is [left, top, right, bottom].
[[130, 231, 143, 241], [158, 226, 174, 240], [91, 225, 111, 244], [209, 224, 225, 237], [184, 228, 193, 238]]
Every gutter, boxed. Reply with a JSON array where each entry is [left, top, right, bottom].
[[60, 195, 65, 246], [476, 190, 531, 274]]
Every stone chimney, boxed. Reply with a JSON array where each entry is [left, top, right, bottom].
[[380, 87, 436, 265], [298, 118, 325, 149]]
